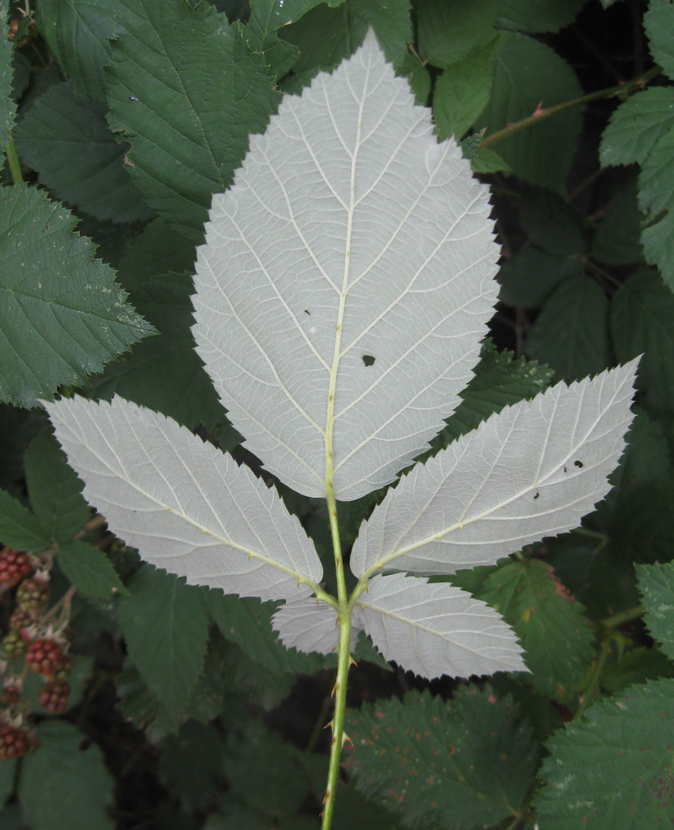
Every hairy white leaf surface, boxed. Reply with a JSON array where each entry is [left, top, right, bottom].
[[46, 396, 322, 602], [192, 30, 499, 501], [353, 573, 526, 679], [351, 361, 639, 579], [272, 598, 361, 655]]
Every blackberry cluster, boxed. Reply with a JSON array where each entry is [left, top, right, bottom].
[[0, 548, 32, 587], [0, 725, 39, 760]]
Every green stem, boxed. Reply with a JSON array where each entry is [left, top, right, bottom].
[[480, 66, 662, 151], [576, 636, 612, 718], [321, 488, 352, 830], [603, 604, 644, 629], [5, 139, 23, 184]]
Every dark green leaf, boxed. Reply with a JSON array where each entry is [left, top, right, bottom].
[[160, 721, 224, 810], [642, 205, 674, 290], [495, 0, 586, 33], [638, 562, 674, 661], [639, 127, 674, 216], [498, 247, 582, 308], [0, 0, 16, 149], [345, 686, 539, 830], [118, 565, 210, 723], [107, 0, 280, 242], [0, 754, 16, 809], [14, 81, 152, 223], [58, 541, 128, 598], [24, 429, 89, 544], [224, 718, 311, 819], [417, 0, 499, 68], [645, 0, 674, 81], [398, 51, 431, 106], [0, 406, 47, 495], [479, 34, 584, 191], [467, 145, 511, 174], [611, 270, 674, 410], [204, 589, 324, 675], [465, 559, 595, 698], [520, 188, 587, 257], [526, 276, 611, 383], [0, 489, 50, 551], [19, 721, 114, 830], [535, 678, 674, 829], [607, 406, 673, 499], [599, 87, 674, 168], [433, 40, 496, 140], [0, 185, 154, 407], [601, 647, 674, 692], [35, 0, 120, 103], [432, 340, 554, 448], [280, 0, 410, 74], [592, 179, 644, 266], [281, 3, 367, 75], [609, 483, 674, 563], [84, 220, 230, 434]]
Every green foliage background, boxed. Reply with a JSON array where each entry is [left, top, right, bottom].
[[1, 0, 674, 827]]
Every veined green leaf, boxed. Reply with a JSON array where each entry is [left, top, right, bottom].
[[495, 0, 586, 33], [417, 0, 499, 68], [14, 81, 152, 224], [0, 488, 51, 552], [46, 395, 323, 602], [350, 362, 638, 578], [645, 0, 674, 81], [0, 185, 154, 408], [637, 561, 674, 661], [0, 0, 16, 149], [346, 687, 538, 830], [535, 678, 674, 829], [193, 31, 499, 501], [107, 0, 280, 242], [599, 87, 674, 168], [58, 541, 128, 599]]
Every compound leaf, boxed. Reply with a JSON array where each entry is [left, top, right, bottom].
[[350, 362, 638, 579], [193, 32, 499, 501], [107, 0, 280, 242], [346, 686, 539, 830], [352, 573, 526, 679], [535, 678, 674, 829], [0, 185, 154, 408], [46, 395, 323, 602]]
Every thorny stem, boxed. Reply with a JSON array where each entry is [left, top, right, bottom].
[[480, 66, 662, 151], [5, 140, 23, 184], [321, 486, 352, 830]]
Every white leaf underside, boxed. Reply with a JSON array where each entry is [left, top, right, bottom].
[[192, 30, 499, 501], [272, 598, 361, 655], [353, 573, 527, 679], [350, 360, 639, 579], [46, 396, 322, 603]]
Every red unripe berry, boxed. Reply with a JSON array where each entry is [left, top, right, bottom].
[[38, 680, 70, 713], [26, 638, 64, 676], [0, 548, 32, 587], [0, 725, 38, 760]]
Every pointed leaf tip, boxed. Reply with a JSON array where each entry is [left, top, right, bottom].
[[351, 360, 640, 579], [45, 395, 322, 603], [192, 28, 499, 501]]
